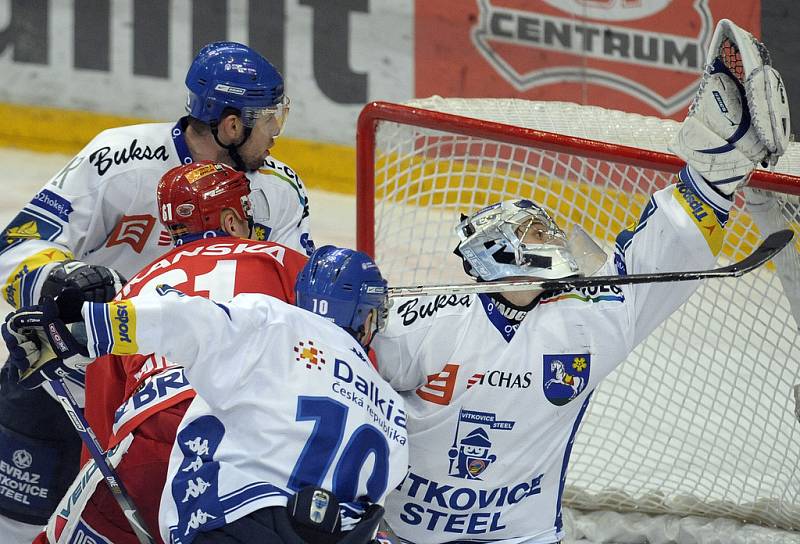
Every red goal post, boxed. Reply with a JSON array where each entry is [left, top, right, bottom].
[[357, 101, 800, 258], [355, 98, 800, 540]]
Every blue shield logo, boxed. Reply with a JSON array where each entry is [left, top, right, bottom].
[[543, 354, 590, 406]]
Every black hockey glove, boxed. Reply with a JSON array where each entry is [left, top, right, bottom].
[[2, 290, 91, 389], [41, 260, 127, 303]]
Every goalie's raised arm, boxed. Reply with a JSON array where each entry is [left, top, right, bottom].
[[386, 228, 793, 298], [670, 18, 790, 196]]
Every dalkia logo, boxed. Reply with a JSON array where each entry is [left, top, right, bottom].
[[470, 0, 714, 115]]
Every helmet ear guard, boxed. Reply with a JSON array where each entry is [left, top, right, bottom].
[[454, 199, 607, 282]]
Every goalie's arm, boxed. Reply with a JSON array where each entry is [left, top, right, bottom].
[[614, 168, 731, 344], [628, 17, 789, 342]]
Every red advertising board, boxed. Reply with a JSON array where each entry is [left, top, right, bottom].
[[415, 0, 760, 119]]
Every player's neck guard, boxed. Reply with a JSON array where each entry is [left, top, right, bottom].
[[174, 230, 229, 246]]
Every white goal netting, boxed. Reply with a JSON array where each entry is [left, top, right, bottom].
[[357, 97, 800, 543]]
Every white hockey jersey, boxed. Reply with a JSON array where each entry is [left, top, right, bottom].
[[0, 118, 314, 311], [81, 290, 409, 544], [372, 167, 732, 544]]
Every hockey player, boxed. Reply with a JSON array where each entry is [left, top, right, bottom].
[[4, 245, 406, 544], [0, 42, 314, 541], [21, 160, 309, 544], [371, 20, 790, 544]]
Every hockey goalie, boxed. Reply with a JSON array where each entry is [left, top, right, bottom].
[[369, 19, 791, 544]]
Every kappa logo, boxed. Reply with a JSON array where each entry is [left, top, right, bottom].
[[295, 340, 326, 370], [106, 214, 156, 253], [470, 0, 714, 115]]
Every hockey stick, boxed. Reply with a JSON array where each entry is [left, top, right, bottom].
[[388, 229, 794, 298], [48, 378, 156, 544]]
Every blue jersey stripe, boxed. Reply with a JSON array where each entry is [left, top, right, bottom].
[[221, 482, 289, 516], [19, 265, 44, 308], [554, 393, 593, 533], [87, 301, 113, 356]]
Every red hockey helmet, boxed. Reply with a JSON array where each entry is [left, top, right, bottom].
[[157, 161, 252, 242]]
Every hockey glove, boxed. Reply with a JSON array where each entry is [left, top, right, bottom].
[[41, 260, 127, 304], [3, 290, 91, 389], [670, 19, 790, 195]]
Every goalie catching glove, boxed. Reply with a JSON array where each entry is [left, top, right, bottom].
[[2, 289, 92, 389], [670, 19, 790, 195]]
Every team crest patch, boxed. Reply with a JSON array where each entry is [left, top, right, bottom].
[[543, 354, 590, 406], [0, 209, 64, 253], [447, 408, 514, 480], [252, 222, 272, 242]]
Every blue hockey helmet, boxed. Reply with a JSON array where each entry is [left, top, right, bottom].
[[185, 41, 289, 132], [295, 246, 389, 344]]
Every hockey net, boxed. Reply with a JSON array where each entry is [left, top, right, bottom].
[[356, 97, 800, 543]]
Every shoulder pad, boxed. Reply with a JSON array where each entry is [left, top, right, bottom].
[[83, 123, 174, 177], [540, 284, 625, 305], [390, 294, 475, 329]]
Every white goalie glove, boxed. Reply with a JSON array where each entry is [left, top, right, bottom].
[[670, 19, 791, 196]]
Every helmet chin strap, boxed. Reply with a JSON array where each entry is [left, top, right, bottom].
[[210, 122, 253, 172]]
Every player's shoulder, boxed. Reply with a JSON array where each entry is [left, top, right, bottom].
[[126, 237, 301, 284], [253, 155, 303, 183], [80, 121, 176, 178], [538, 283, 626, 307], [536, 260, 626, 308], [199, 238, 306, 271], [234, 292, 350, 340], [385, 293, 477, 334], [249, 155, 308, 201]]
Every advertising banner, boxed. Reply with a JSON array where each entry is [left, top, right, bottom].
[[415, 0, 759, 119], [0, 0, 413, 145]]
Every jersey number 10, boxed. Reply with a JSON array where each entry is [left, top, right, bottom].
[[288, 396, 390, 503]]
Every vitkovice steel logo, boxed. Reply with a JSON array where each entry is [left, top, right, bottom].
[[470, 0, 714, 115]]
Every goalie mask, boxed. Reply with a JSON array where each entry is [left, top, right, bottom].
[[454, 199, 607, 281]]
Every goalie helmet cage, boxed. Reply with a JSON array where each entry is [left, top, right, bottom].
[[356, 98, 800, 543]]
